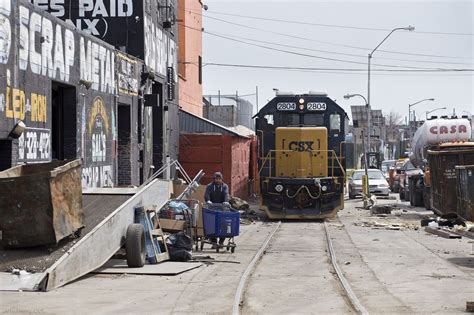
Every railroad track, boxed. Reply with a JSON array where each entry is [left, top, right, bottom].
[[232, 220, 368, 315]]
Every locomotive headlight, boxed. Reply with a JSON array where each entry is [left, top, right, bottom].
[[321, 185, 328, 192], [298, 98, 305, 110], [275, 184, 284, 192]]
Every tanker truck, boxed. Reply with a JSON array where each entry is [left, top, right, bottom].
[[409, 117, 473, 213]]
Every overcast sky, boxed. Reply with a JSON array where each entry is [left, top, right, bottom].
[[201, 0, 473, 122]]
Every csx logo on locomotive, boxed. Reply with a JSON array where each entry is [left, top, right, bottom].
[[288, 141, 314, 151]]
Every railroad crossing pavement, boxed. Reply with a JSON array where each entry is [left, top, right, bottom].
[[0, 195, 473, 314]]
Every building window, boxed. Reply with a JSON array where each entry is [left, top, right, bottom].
[[198, 55, 202, 85]]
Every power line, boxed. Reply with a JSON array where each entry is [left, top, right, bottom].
[[201, 28, 467, 71], [207, 67, 474, 77], [202, 62, 474, 72], [180, 23, 473, 71], [200, 9, 474, 36], [189, 60, 472, 75], [207, 30, 473, 67], [187, 11, 472, 61]]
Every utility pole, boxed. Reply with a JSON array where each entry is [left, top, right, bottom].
[[256, 86, 259, 113]]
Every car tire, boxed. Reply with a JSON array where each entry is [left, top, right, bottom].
[[404, 187, 410, 201], [126, 224, 146, 268], [423, 188, 432, 210], [413, 190, 423, 207]]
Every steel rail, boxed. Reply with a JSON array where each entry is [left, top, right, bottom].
[[324, 220, 369, 315], [232, 221, 281, 315]]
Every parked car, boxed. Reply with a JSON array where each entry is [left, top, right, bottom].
[[348, 169, 390, 199], [398, 160, 423, 201], [381, 159, 396, 180], [389, 158, 408, 193]]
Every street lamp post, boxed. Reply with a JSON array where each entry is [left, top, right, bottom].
[[408, 98, 435, 143], [425, 106, 446, 119], [344, 93, 370, 199], [365, 25, 414, 203], [368, 25, 415, 154]]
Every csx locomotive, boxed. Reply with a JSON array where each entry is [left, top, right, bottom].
[[255, 91, 347, 219]]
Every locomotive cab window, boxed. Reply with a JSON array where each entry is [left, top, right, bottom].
[[279, 113, 300, 126], [330, 113, 341, 132], [304, 113, 324, 126], [263, 114, 274, 126]]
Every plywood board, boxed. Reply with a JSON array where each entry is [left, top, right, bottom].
[[93, 259, 202, 275]]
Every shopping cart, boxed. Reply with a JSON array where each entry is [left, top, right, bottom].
[[199, 203, 240, 253]]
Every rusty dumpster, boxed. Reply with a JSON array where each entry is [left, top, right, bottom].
[[428, 144, 474, 217], [456, 165, 474, 222], [0, 160, 83, 248]]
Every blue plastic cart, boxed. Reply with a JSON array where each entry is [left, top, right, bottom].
[[200, 203, 240, 253]]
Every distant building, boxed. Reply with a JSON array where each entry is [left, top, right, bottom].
[[203, 94, 255, 130], [350, 106, 386, 159]]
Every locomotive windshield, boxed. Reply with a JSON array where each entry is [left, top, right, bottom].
[[278, 113, 300, 126], [304, 114, 324, 126], [276, 113, 325, 126]]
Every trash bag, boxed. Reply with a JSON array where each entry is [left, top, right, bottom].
[[229, 196, 250, 211], [166, 232, 193, 261]]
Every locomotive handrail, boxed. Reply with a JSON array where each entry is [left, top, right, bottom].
[[256, 130, 265, 159], [339, 141, 347, 163], [258, 149, 345, 178]]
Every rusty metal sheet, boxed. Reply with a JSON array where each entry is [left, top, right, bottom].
[[428, 146, 474, 217], [456, 165, 474, 221], [179, 134, 252, 199], [0, 193, 130, 273], [0, 160, 83, 248]]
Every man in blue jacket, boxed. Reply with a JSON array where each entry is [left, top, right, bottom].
[[204, 172, 230, 247], [204, 172, 230, 205]]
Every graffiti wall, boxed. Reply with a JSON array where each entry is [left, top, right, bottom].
[[0, 0, 178, 188], [81, 95, 115, 187], [30, 0, 144, 58], [0, 0, 118, 187]]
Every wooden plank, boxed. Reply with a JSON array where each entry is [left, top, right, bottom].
[[449, 229, 474, 240], [425, 227, 462, 239]]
